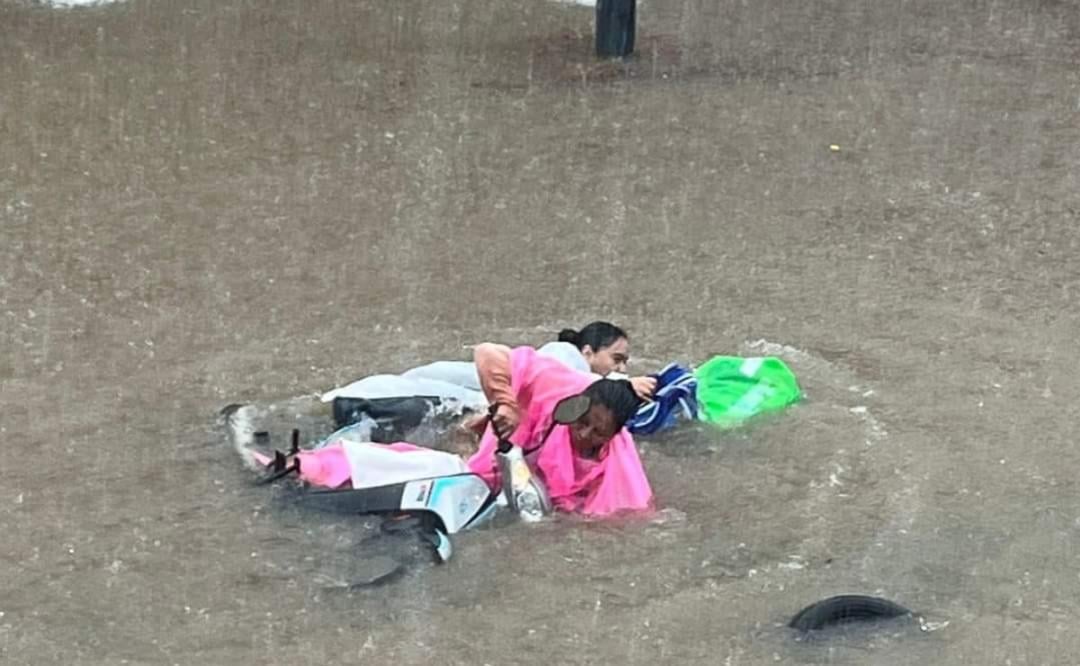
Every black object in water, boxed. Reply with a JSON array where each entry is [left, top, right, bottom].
[[789, 595, 913, 632], [332, 395, 442, 441], [596, 0, 635, 58]]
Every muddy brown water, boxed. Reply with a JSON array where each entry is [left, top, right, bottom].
[[2, 0, 1080, 663]]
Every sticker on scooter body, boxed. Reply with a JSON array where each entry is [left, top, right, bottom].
[[400, 474, 494, 533]]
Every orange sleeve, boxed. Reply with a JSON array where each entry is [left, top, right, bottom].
[[473, 343, 517, 411]]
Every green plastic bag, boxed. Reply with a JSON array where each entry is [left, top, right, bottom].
[[694, 355, 802, 427]]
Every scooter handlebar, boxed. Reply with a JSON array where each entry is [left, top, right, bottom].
[[487, 402, 516, 455]]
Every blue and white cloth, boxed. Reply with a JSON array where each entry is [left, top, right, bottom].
[[628, 363, 698, 435]]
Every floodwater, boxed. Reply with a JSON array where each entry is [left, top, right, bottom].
[[2, 0, 1080, 663]]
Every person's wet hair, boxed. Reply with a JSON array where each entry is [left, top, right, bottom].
[[581, 379, 641, 431], [558, 321, 627, 352]]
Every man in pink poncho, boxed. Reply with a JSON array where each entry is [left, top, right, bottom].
[[242, 343, 653, 518], [467, 342, 654, 517]]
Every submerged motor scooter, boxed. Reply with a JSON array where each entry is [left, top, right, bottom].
[[245, 394, 592, 564]]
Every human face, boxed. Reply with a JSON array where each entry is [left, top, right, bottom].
[[582, 336, 629, 376], [568, 404, 618, 459]]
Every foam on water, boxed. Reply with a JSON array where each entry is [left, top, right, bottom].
[[745, 338, 889, 448], [740, 338, 921, 582], [37, 0, 125, 7]]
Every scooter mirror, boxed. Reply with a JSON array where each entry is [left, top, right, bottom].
[[552, 394, 592, 425]]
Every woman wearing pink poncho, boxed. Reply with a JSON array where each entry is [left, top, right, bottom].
[[467, 343, 654, 517], [241, 343, 653, 518]]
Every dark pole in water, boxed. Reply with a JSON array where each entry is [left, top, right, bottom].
[[595, 0, 636, 58]]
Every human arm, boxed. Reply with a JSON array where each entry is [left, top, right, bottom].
[[606, 369, 654, 400], [473, 343, 520, 437], [629, 376, 657, 401]]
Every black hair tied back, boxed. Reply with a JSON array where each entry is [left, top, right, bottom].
[[557, 328, 581, 347], [557, 322, 627, 352]]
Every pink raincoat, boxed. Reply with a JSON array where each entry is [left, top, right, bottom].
[[466, 346, 654, 517]]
